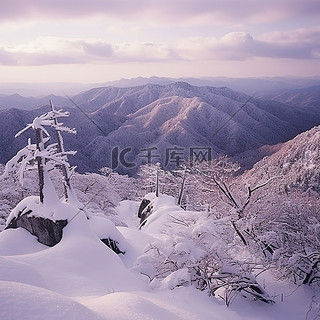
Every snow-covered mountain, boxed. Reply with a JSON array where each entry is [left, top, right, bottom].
[[0, 82, 319, 174], [0, 94, 38, 110], [1, 90, 319, 319], [243, 124, 320, 194], [97, 76, 320, 95], [0, 93, 72, 110], [257, 85, 320, 110], [1, 76, 320, 98]]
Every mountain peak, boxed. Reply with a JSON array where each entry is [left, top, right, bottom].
[[1, 83, 320, 175]]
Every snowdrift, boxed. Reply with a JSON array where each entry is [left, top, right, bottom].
[[0, 195, 317, 320]]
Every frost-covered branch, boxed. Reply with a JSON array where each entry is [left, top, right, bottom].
[[2, 103, 78, 204], [0, 139, 36, 185]]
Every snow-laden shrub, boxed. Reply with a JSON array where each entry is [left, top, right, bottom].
[[135, 200, 273, 306], [256, 198, 320, 287]]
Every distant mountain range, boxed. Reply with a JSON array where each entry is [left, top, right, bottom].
[[1, 76, 320, 98], [101, 76, 320, 96], [0, 93, 71, 110], [0, 82, 319, 175], [256, 85, 320, 110]]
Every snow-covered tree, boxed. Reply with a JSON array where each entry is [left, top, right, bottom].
[[163, 166, 194, 209], [0, 103, 76, 205], [191, 157, 276, 251], [137, 163, 195, 209], [248, 193, 320, 286], [99, 167, 138, 201], [137, 163, 163, 197]]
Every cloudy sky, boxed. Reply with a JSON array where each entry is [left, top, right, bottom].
[[0, 0, 319, 83]]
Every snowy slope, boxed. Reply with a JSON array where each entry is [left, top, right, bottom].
[[243, 124, 320, 193], [0, 195, 317, 320]]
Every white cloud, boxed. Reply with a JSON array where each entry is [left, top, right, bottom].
[[260, 26, 320, 44], [0, 29, 319, 66], [1, 37, 114, 65], [178, 30, 319, 61], [0, 37, 180, 66], [258, 27, 320, 59], [114, 43, 181, 62]]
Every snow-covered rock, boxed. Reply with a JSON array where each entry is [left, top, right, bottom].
[[4, 196, 72, 246], [88, 215, 127, 254]]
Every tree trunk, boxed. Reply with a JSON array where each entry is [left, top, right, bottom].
[[50, 100, 71, 200], [35, 128, 45, 203], [231, 220, 247, 246], [155, 165, 159, 197], [178, 169, 187, 206]]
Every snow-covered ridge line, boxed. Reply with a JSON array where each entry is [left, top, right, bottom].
[[1, 82, 319, 175]]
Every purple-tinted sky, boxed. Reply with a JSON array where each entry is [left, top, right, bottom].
[[0, 0, 319, 82]]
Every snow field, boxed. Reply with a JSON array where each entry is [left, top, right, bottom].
[[0, 195, 318, 320]]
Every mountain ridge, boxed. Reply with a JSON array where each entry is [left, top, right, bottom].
[[0, 82, 319, 175], [1, 76, 320, 99], [243, 124, 320, 194], [257, 85, 320, 110]]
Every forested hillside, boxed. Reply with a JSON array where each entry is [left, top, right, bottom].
[[1, 82, 319, 174]]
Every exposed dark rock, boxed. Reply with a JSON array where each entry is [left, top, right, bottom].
[[138, 199, 153, 229], [101, 238, 125, 254], [138, 199, 150, 219], [5, 210, 67, 247]]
